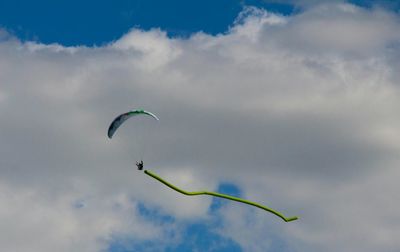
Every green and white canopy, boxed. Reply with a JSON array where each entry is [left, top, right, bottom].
[[107, 109, 159, 139]]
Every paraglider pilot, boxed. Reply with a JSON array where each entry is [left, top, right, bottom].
[[136, 160, 144, 170]]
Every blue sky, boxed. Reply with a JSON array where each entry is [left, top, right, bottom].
[[108, 184, 244, 252], [0, 0, 296, 46], [1, 0, 398, 46], [1, 1, 400, 252]]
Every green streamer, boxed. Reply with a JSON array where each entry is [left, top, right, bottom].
[[144, 170, 298, 222]]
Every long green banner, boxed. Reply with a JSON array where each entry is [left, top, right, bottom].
[[144, 170, 298, 222]]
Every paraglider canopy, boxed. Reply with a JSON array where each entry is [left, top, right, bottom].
[[107, 109, 159, 139]]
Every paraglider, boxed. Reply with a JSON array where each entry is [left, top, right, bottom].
[[136, 160, 144, 170], [108, 109, 159, 169]]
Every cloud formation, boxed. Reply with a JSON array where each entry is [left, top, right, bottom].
[[1, 2, 400, 251]]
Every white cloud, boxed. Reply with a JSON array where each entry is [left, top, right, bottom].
[[111, 28, 182, 70], [0, 181, 162, 252], [1, 2, 400, 251]]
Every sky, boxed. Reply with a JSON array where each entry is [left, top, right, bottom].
[[1, 0, 400, 251]]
